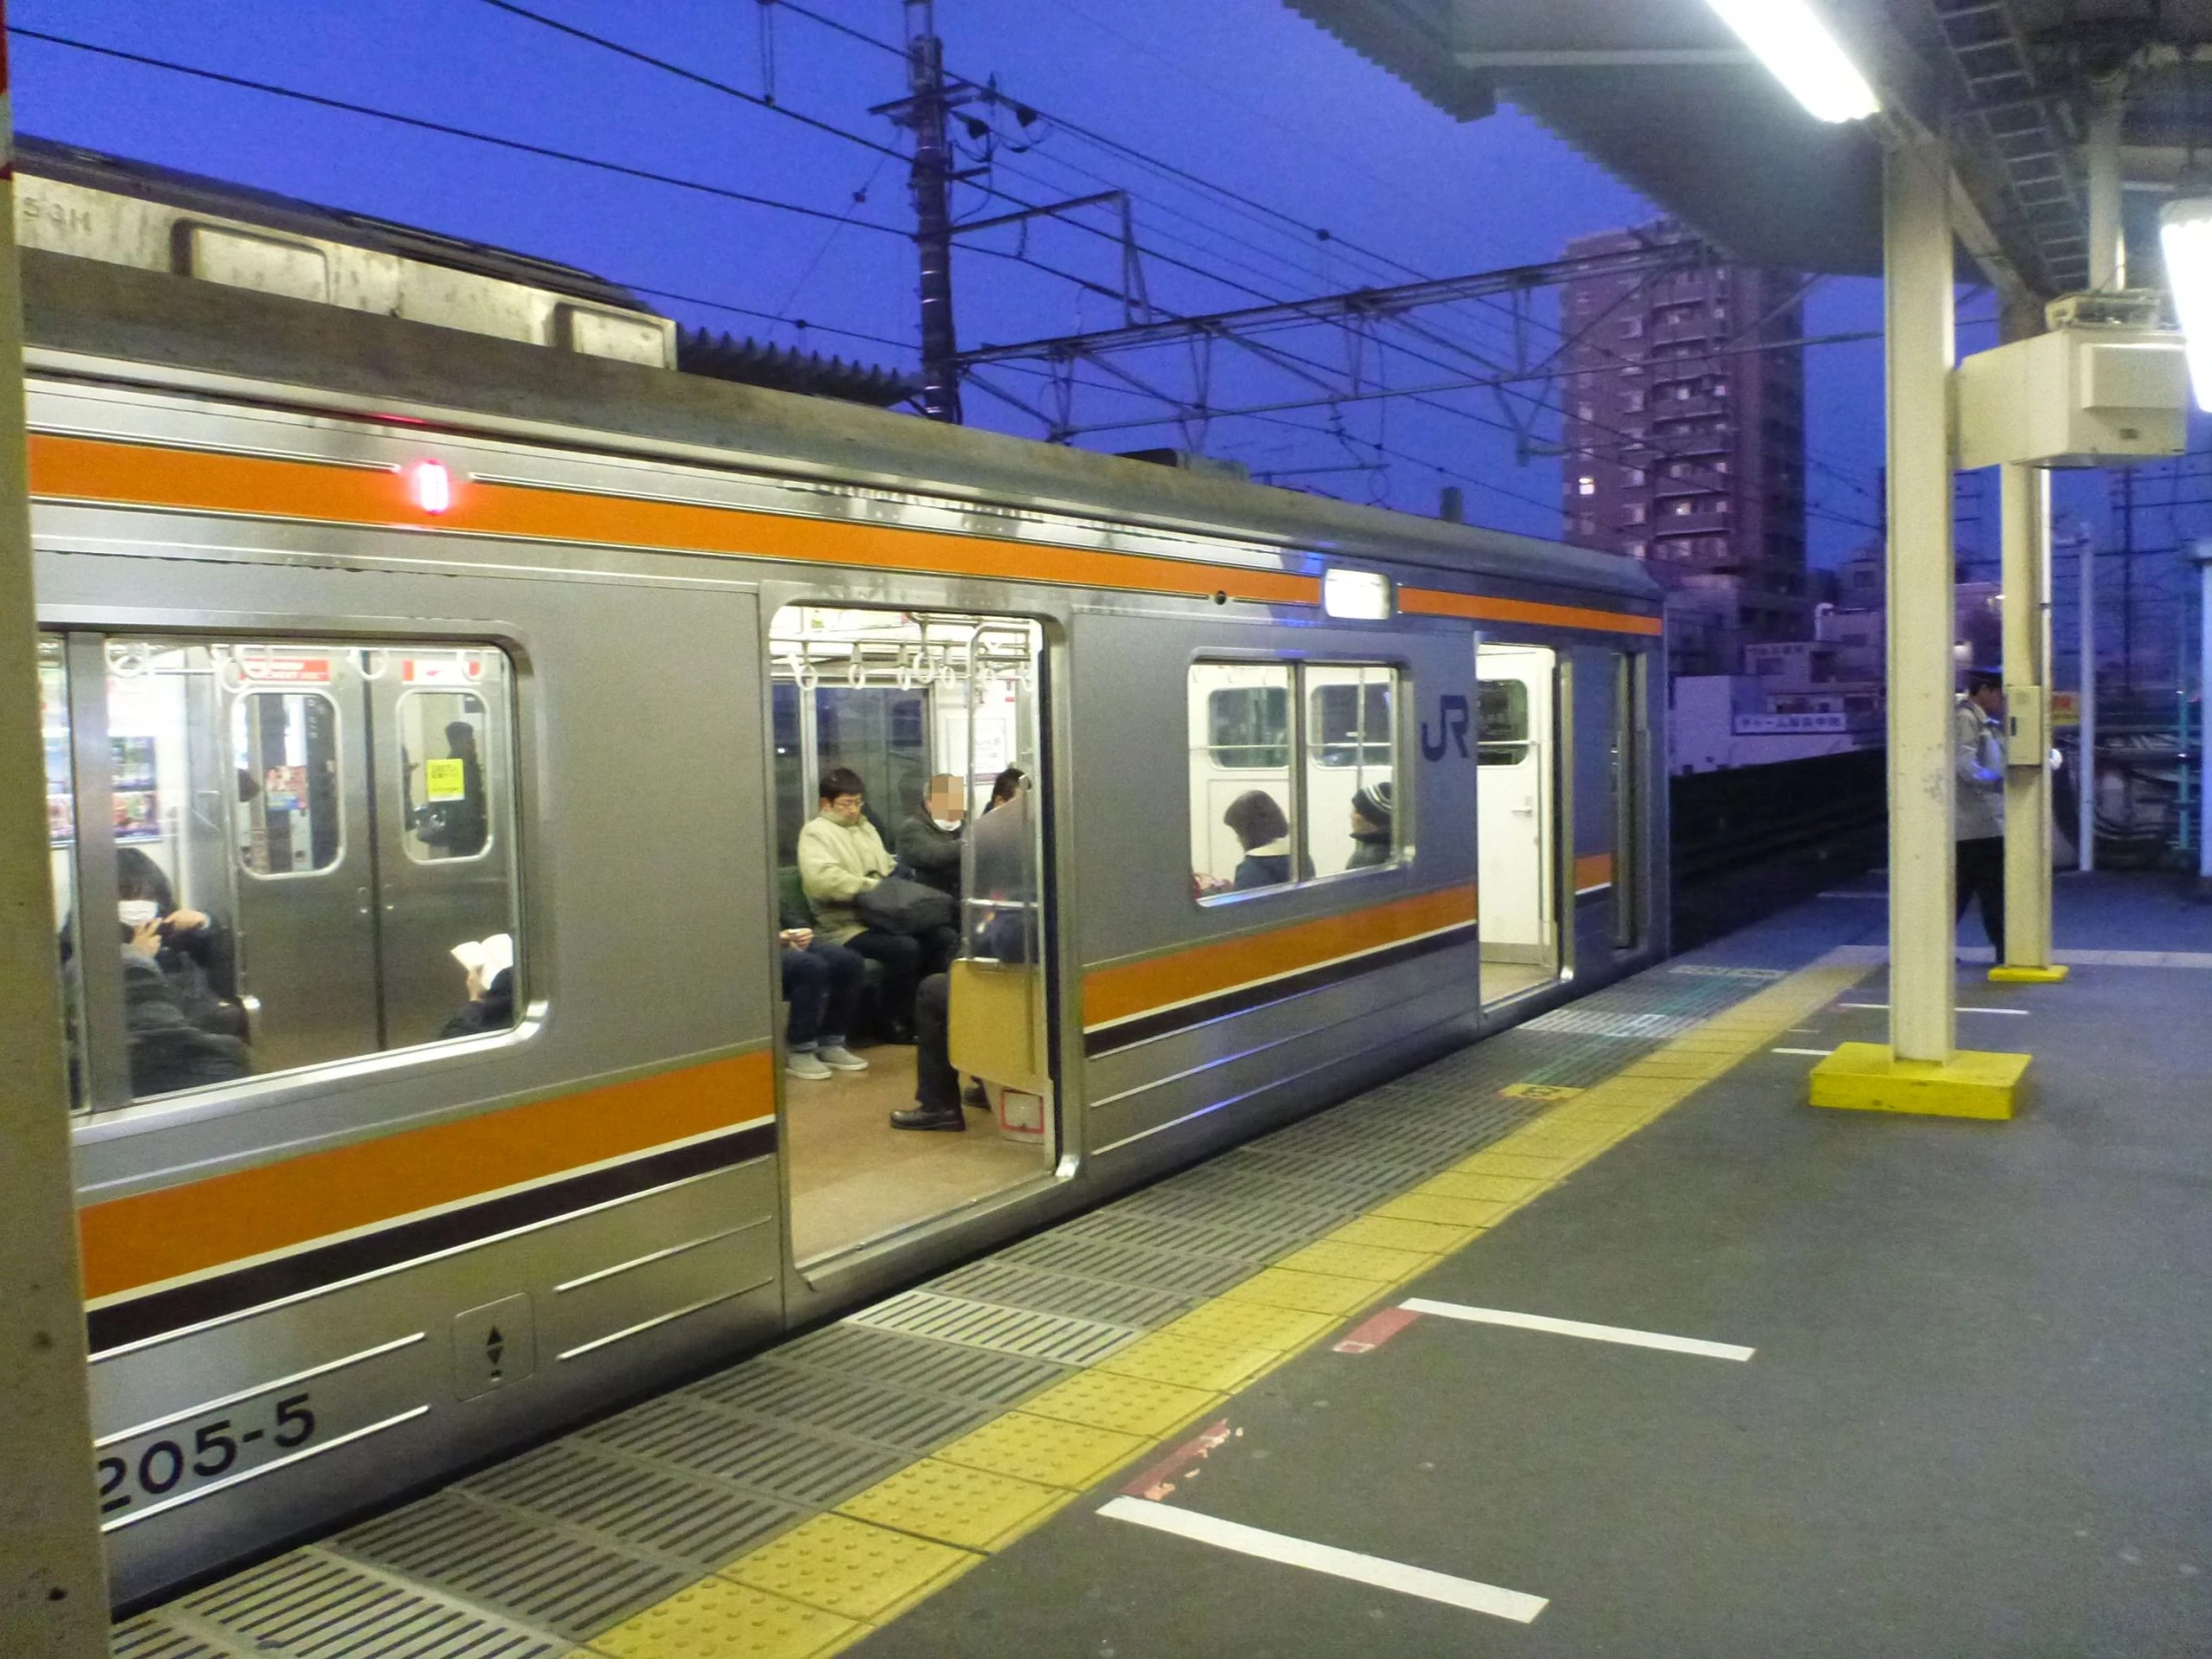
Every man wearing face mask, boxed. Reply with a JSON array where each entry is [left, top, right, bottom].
[[897, 774, 967, 899]]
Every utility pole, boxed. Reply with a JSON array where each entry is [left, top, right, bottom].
[[893, 0, 961, 422], [0, 10, 115, 1652]]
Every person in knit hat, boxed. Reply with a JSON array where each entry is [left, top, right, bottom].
[[1346, 781, 1394, 870]]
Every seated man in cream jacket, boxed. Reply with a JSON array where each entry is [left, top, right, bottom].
[[797, 767, 923, 1043]]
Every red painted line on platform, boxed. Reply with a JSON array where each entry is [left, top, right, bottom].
[[1121, 1417, 1235, 1500], [1333, 1306, 1423, 1354]]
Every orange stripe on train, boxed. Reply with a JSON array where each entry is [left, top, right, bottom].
[[28, 432, 1321, 608], [28, 434, 1661, 633], [1399, 587, 1662, 638], [1083, 886, 1476, 1032], [77, 1050, 774, 1304]]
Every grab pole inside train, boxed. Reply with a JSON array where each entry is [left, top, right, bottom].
[[0, 10, 115, 1649]]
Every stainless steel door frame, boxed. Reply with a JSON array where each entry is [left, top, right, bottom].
[[229, 656, 381, 1073], [368, 652, 517, 1051]]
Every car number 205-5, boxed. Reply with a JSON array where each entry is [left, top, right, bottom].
[[98, 1391, 316, 1516]]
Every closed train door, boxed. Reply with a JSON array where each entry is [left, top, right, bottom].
[[769, 606, 1058, 1267], [1476, 642, 1561, 1005]]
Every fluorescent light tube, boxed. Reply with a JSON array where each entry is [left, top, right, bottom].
[[2161, 199, 2212, 412], [1706, 0, 1880, 123]]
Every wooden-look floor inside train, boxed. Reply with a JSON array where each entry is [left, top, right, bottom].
[[785, 1041, 1043, 1263]]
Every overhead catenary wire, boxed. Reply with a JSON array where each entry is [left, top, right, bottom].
[[450, 0, 1878, 522], [23, 17, 1884, 530], [12, 26, 917, 238]]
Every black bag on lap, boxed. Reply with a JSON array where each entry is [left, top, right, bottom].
[[855, 874, 958, 936]]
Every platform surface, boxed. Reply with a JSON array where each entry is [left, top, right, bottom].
[[120, 873, 2212, 1658]]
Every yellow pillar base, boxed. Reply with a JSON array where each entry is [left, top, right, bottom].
[[1809, 1042, 2029, 1121], [1988, 963, 2069, 984]]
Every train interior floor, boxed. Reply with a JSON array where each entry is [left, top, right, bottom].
[[120, 871, 2212, 1658], [786, 1042, 1046, 1263], [1478, 958, 1555, 1006]]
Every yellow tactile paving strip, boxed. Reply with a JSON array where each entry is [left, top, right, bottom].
[[553, 954, 1869, 1658]]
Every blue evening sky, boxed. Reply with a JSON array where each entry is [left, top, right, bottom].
[[16, 0, 2173, 594]]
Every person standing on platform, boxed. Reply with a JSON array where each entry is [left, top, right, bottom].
[[1954, 669, 2006, 962]]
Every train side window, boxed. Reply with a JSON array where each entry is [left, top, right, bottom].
[[58, 635, 523, 1110], [1190, 664, 1297, 898], [1305, 667, 1400, 875], [1207, 685, 1290, 768], [1478, 680, 1530, 766]]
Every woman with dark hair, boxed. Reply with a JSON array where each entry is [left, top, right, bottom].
[[1222, 790, 1293, 890], [115, 846, 246, 1040]]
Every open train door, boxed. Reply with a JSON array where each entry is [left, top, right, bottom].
[[768, 607, 1057, 1267], [1476, 642, 1562, 1005]]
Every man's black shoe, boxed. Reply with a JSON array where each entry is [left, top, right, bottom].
[[890, 1106, 965, 1132], [962, 1081, 989, 1109]]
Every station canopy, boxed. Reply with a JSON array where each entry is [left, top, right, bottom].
[[1285, 1, 2212, 302]]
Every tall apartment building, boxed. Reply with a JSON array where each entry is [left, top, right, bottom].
[[1557, 221, 1811, 675]]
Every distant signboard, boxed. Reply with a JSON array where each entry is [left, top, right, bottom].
[[1734, 712, 1852, 735], [2049, 691, 2080, 728]]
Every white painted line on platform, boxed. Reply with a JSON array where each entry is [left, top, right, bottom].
[[1398, 1299, 1755, 1362], [1839, 1001, 2028, 1016], [1096, 1496, 1547, 1623], [1771, 1047, 1834, 1057], [1829, 945, 2212, 969]]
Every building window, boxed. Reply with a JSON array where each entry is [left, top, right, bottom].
[[1190, 662, 1403, 899]]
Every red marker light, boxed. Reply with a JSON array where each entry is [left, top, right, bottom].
[[410, 460, 453, 514]]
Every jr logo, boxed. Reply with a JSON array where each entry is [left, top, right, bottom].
[[1421, 693, 1471, 762]]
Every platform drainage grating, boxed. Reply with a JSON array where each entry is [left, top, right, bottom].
[[996, 1232, 1258, 1298], [772, 1323, 1076, 1403], [928, 1258, 1199, 1330], [329, 1490, 689, 1639], [465, 1440, 801, 1566], [690, 1361, 998, 1450], [845, 1288, 1141, 1365], [581, 1395, 909, 1508], [109, 1619, 233, 1659], [179, 1549, 568, 1658]]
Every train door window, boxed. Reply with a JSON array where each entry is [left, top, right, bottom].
[[1190, 663, 1296, 896], [53, 634, 523, 1110], [396, 687, 491, 862], [232, 685, 343, 875], [1305, 666, 1401, 876], [1476, 643, 1560, 1006], [770, 605, 1055, 1267], [40, 635, 86, 1110]]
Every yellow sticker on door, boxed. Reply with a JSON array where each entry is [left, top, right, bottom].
[[424, 758, 467, 802]]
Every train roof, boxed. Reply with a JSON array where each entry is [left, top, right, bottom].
[[22, 249, 1660, 609], [18, 135, 656, 316]]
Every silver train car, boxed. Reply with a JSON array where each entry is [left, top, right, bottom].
[[19, 179, 1666, 1607]]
